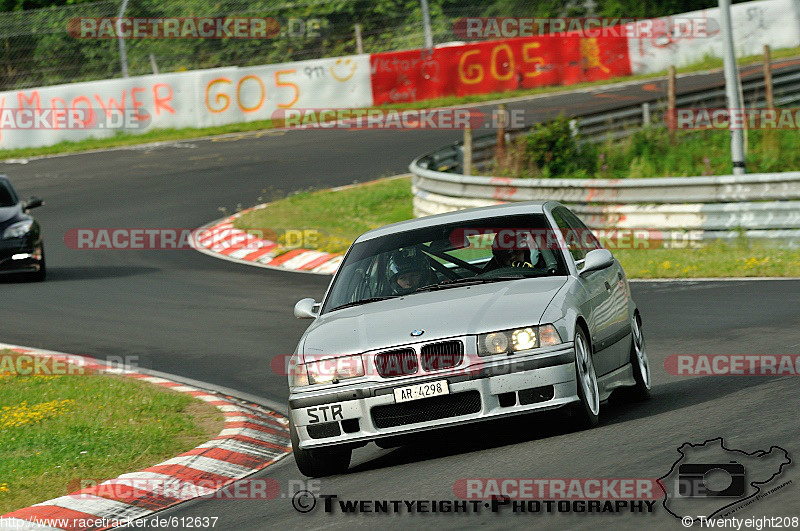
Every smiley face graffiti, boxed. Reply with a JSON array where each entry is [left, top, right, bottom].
[[330, 58, 357, 82]]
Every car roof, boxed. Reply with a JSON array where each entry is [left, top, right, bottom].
[[355, 201, 554, 242]]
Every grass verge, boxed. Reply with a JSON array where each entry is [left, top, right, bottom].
[[0, 350, 224, 514], [2, 47, 799, 161], [232, 177, 414, 254], [613, 241, 800, 278], [592, 127, 799, 178], [233, 176, 800, 278]]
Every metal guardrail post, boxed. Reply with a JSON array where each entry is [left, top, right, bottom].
[[495, 104, 506, 161], [149, 53, 159, 75], [463, 127, 472, 176], [355, 24, 364, 54], [668, 65, 676, 143], [569, 119, 579, 138], [720, 0, 747, 175], [116, 0, 130, 78], [764, 45, 774, 108], [642, 103, 651, 126], [419, 0, 433, 50]]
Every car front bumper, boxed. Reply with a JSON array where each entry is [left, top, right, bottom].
[[0, 239, 41, 274], [289, 343, 579, 450]]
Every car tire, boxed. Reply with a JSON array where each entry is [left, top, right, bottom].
[[289, 411, 351, 478], [609, 313, 652, 404], [624, 314, 652, 401], [570, 326, 600, 428], [29, 244, 46, 282]]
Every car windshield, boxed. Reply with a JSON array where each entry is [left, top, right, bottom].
[[322, 213, 568, 313], [0, 181, 18, 207]]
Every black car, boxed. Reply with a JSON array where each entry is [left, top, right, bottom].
[[0, 175, 45, 281]]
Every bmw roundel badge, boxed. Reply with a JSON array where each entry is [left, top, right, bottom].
[[410, 329, 425, 337]]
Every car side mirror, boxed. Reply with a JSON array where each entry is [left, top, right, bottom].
[[24, 196, 43, 210], [294, 298, 320, 319], [579, 249, 614, 276]]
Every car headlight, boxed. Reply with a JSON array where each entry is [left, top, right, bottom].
[[3, 220, 33, 239], [478, 324, 562, 356], [291, 354, 365, 387]]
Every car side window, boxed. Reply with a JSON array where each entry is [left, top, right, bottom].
[[561, 209, 601, 256], [551, 207, 593, 263], [0, 181, 17, 207]]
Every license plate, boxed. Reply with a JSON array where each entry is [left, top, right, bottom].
[[393, 379, 449, 403]]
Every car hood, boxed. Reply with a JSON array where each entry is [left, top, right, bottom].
[[0, 205, 22, 226], [302, 276, 568, 358]]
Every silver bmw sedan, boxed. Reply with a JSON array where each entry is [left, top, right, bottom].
[[288, 201, 651, 477]]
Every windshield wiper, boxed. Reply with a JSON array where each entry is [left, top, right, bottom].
[[415, 275, 524, 292], [330, 296, 398, 312]]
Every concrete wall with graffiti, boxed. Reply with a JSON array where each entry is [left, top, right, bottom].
[[369, 35, 630, 106], [369, 0, 800, 104], [0, 0, 797, 149], [0, 55, 372, 149], [626, 0, 800, 74]]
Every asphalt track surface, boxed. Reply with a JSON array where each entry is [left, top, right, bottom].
[[2, 61, 799, 529]]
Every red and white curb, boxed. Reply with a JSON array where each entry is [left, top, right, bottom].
[[191, 212, 343, 275], [190, 175, 411, 275], [0, 343, 291, 530]]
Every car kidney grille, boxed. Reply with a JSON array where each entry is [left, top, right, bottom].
[[375, 348, 418, 377], [371, 390, 481, 428], [420, 340, 464, 371]]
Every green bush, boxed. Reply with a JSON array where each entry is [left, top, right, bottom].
[[522, 114, 595, 177]]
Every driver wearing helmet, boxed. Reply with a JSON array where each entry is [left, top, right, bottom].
[[387, 248, 434, 295], [483, 232, 538, 271]]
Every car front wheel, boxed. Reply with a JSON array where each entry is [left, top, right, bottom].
[[570, 326, 600, 428], [627, 314, 652, 400], [610, 313, 652, 404]]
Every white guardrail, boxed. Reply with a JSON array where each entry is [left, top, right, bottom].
[[424, 63, 800, 176], [409, 61, 800, 245], [410, 162, 800, 244]]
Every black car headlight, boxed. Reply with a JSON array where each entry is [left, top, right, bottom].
[[3, 220, 33, 239], [478, 324, 562, 356]]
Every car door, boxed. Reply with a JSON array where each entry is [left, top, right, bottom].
[[551, 207, 618, 376], [560, 207, 631, 369]]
